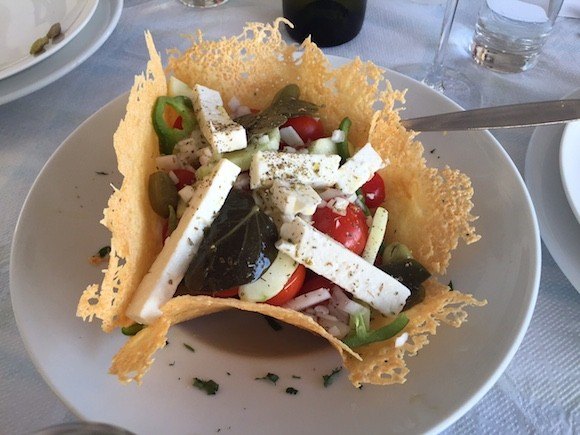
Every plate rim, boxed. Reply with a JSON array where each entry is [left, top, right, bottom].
[[0, 0, 123, 106], [10, 59, 541, 434], [558, 120, 580, 223], [0, 0, 99, 81], [525, 87, 580, 292]]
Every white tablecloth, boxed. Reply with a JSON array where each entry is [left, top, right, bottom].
[[1, 0, 578, 433]]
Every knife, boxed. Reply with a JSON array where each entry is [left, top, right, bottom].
[[401, 99, 580, 132]]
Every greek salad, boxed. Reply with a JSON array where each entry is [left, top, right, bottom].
[[125, 78, 432, 349]]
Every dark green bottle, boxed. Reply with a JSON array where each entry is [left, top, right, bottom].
[[283, 0, 367, 47]]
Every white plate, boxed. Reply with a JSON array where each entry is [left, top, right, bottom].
[[526, 88, 580, 292], [11, 60, 540, 434], [0, 0, 98, 80], [559, 120, 580, 223], [0, 0, 122, 106]]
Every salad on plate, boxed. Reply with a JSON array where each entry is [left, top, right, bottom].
[[77, 19, 485, 387]]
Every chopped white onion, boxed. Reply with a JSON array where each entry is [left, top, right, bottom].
[[314, 304, 330, 316], [178, 185, 194, 203], [283, 288, 331, 311], [327, 199, 347, 216], [156, 155, 182, 171], [227, 96, 241, 111], [280, 126, 305, 147], [258, 134, 270, 145], [168, 170, 179, 184], [318, 317, 350, 338], [319, 188, 345, 201], [395, 332, 409, 348], [330, 287, 370, 330], [331, 129, 345, 143], [282, 146, 297, 153]]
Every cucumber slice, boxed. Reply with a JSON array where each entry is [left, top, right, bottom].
[[223, 128, 280, 171], [167, 76, 194, 100], [308, 137, 337, 155], [362, 207, 389, 263], [239, 252, 298, 302]]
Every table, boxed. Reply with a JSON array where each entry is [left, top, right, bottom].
[[1, 0, 578, 433]]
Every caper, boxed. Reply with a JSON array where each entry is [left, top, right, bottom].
[[46, 23, 61, 39], [382, 242, 412, 265], [148, 171, 178, 218], [30, 36, 49, 55]]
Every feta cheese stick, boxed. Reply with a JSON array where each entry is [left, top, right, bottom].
[[250, 150, 340, 189], [335, 143, 387, 195], [192, 84, 247, 154], [276, 217, 410, 316], [127, 159, 241, 324]]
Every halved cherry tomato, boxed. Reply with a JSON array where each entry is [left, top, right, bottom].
[[299, 274, 335, 295], [172, 116, 183, 130], [172, 168, 196, 190], [265, 265, 307, 306], [361, 172, 386, 209], [282, 116, 325, 143], [312, 203, 369, 255], [213, 287, 240, 298]]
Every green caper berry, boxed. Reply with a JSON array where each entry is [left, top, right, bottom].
[[30, 36, 49, 55]]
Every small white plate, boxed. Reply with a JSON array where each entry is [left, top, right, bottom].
[[559, 120, 580, 223], [0, 0, 122, 106], [526, 88, 580, 293], [0, 0, 98, 81], [11, 59, 540, 434]]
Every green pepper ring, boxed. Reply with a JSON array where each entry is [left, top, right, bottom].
[[152, 95, 197, 155]]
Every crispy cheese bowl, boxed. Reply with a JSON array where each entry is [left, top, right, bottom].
[[77, 19, 485, 387]]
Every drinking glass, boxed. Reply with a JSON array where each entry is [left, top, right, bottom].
[[179, 0, 228, 7], [397, 0, 480, 105], [471, 0, 564, 73]]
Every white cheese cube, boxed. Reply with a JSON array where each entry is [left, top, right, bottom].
[[335, 143, 386, 194], [276, 217, 410, 316], [270, 180, 322, 217], [250, 151, 340, 189], [126, 159, 241, 324], [192, 84, 247, 154]]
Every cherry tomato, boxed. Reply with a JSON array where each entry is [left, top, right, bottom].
[[312, 203, 369, 255], [172, 116, 183, 130], [361, 172, 386, 209], [172, 168, 196, 190], [299, 274, 335, 295], [265, 265, 307, 306], [282, 116, 325, 143], [214, 287, 240, 298]]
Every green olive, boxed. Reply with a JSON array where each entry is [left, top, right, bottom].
[[382, 242, 412, 265], [148, 171, 178, 218]]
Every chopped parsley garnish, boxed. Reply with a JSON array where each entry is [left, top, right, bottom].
[[323, 367, 342, 387], [448, 280, 454, 290], [97, 245, 111, 258], [263, 315, 283, 331], [183, 343, 195, 352], [95, 171, 109, 175], [193, 378, 219, 395], [121, 323, 144, 336], [255, 373, 279, 384], [291, 375, 301, 379], [285, 387, 298, 395]]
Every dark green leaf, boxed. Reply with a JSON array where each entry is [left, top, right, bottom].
[[182, 189, 278, 294], [121, 323, 144, 336], [255, 373, 279, 384], [193, 378, 219, 395], [285, 387, 299, 395], [183, 343, 195, 352], [322, 367, 342, 387], [234, 84, 320, 140], [448, 280, 454, 291], [379, 258, 431, 310], [263, 315, 283, 331]]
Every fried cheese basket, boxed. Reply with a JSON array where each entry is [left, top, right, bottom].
[[77, 19, 485, 387]]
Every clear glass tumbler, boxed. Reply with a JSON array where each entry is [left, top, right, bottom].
[[471, 0, 564, 73]]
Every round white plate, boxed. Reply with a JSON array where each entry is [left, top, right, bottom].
[[0, 0, 122, 106], [526, 88, 580, 293], [559, 120, 580, 223], [0, 0, 98, 81], [11, 60, 540, 434]]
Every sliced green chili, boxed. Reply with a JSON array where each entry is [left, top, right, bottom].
[[121, 323, 144, 336], [342, 313, 409, 349], [152, 96, 196, 155], [336, 117, 351, 164]]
